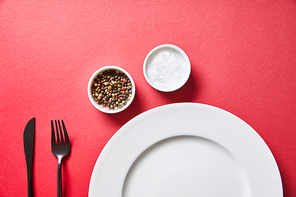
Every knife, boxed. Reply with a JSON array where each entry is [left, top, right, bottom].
[[23, 117, 35, 197]]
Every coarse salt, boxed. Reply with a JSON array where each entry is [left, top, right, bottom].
[[146, 48, 187, 91]]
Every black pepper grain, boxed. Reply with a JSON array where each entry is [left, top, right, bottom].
[[91, 69, 132, 110]]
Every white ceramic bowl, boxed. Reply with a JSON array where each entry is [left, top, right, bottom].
[[143, 44, 191, 92], [88, 66, 136, 114]]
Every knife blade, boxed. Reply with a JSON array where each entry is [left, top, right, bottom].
[[23, 117, 35, 197]]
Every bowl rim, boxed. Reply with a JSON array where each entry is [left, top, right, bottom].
[[143, 44, 191, 92], [88, 66, 136, 114]]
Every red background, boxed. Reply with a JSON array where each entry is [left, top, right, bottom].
[[1, 0, 296, 196]]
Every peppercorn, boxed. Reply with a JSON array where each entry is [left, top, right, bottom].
[[91, 69, 133, 110]]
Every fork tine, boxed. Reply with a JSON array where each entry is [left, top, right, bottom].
[[51, 120, 56, 145], [61, 120, 70, 145], [57, 120, 64, 145], [54, 120, 60, 145]]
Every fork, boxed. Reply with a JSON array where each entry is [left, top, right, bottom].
[[51, 119, 71, 197]]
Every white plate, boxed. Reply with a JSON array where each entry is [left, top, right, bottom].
[[89, 103, 282, 197]]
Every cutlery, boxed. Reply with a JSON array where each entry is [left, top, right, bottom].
[[23, 117, 35, 197], [51, 119, 71, 197]]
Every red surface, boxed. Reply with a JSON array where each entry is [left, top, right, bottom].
[[1, 0, 296, 196]]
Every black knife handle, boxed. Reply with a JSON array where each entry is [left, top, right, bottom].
[[27, 166, 33, 197], [25, 142, 33, 197]]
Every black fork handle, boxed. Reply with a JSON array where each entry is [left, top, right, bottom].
[[57, 158, 62, 197]]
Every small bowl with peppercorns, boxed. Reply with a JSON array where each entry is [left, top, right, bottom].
[[88, 66, 136, 113]]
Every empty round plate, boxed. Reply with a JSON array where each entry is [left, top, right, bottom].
[[89, 103, 282, 197]]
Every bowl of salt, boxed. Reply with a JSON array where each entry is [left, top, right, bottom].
[[143, 44, 191, 92]]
